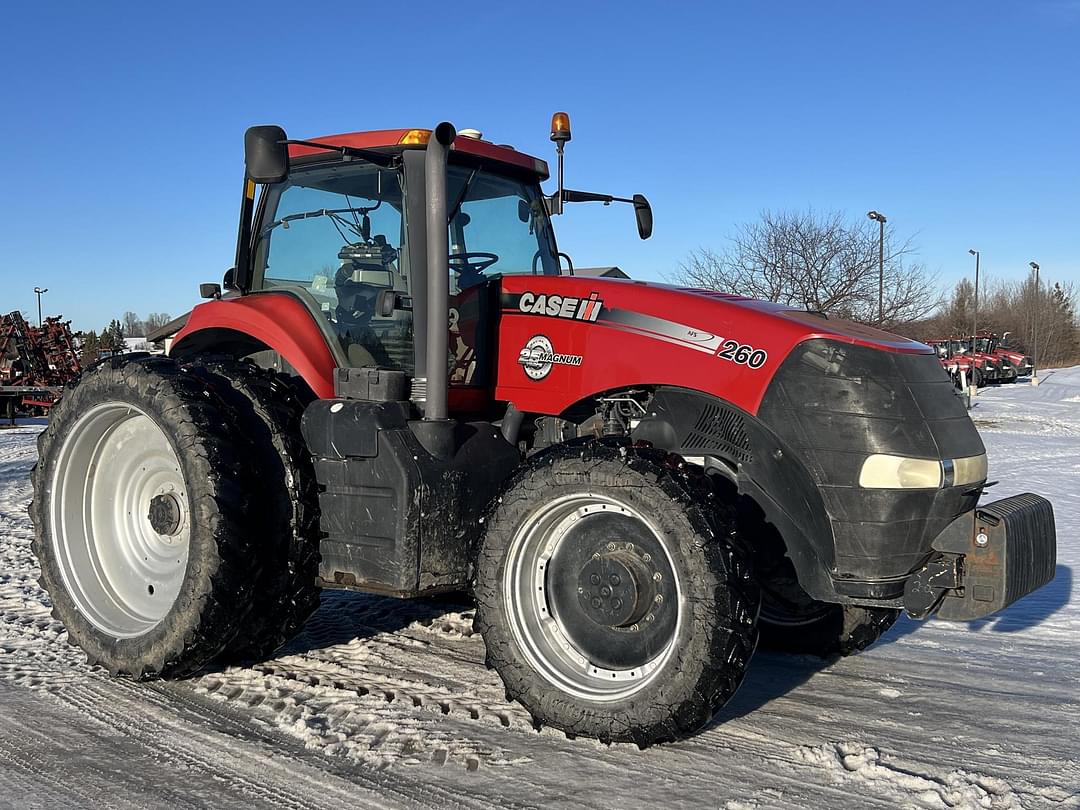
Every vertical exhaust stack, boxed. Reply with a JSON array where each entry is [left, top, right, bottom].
[[423, 121, 456, 423], [409, 122, 457, 460]]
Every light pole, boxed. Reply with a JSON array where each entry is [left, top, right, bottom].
[[1029, 261, 1040, 383], [33, 287, 48, 327], [867, 211, 887, 323], [968, 249, 980, 350]]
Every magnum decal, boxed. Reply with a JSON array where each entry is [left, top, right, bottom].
[[518, 335, 583, 381]]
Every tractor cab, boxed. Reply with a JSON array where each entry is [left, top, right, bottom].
[[249, 136, 560, 392]]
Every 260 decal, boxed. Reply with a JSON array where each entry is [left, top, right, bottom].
[[717, 339, 768, 369]]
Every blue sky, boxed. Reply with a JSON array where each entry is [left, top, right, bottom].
[[1, 1, 1077, 331]]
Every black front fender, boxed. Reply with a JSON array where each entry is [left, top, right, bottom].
[[631, 387, 840, 602]]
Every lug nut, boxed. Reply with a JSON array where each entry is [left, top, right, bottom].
[[610, 574, 621, 586], [652, 572, 662, 582], [590, 573, 601, 585], [600, 586, 611, 598], [591, 597, 602, 609], [654, 594, 663, 604], [607, 542, 616, 551], [612, 598, 623, 610], [642, 553, 652, 562]]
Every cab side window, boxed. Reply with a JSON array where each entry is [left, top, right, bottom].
[[254, 165, 413, 372]]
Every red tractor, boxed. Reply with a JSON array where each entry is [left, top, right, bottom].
[[31, 116, 1057, 745], [928, 338, 1003, 388], [974, 330, 1034, 378]]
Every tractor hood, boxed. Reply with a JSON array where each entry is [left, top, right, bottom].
[[494, 275, 935, 417]]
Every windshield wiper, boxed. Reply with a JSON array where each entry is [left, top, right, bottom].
[[283, 139, 398, 168], [447, 167, 479, 224], [262, 208, 370, 237]]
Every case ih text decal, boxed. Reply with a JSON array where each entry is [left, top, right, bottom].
[[518, 335, 583, 380], [516, 292, 604, 321]]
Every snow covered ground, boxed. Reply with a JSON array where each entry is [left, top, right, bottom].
[[1, 372, 1078, 809]]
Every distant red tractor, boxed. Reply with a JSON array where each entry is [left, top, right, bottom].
[[928, 338, 1007, 388], [973, 330, 1034, 378], [30, 116, 1057, 745]]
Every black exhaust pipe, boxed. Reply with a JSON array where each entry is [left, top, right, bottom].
[[423, 121, 456, 422]]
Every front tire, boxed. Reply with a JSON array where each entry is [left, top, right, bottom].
[[31, 356, 260, 678], [474, 445, 759, 746]]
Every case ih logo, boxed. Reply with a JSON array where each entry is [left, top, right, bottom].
[[517, 292, 603, 322], [518, 335, 583, 380]]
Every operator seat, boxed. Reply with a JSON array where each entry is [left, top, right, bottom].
[[333, 242, 397, 369]]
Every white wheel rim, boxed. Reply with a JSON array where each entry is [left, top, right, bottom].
[[50, 403, 190, 638], [502, 493, 682, 703]]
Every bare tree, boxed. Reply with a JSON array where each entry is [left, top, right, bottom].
[[676, 209, 941, 327], [915, 275, 1079, 367], [122, 311, 144, 338], [144, 312, 173, 332]]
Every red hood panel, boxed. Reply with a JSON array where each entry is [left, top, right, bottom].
[[494, 276, 930, 417]]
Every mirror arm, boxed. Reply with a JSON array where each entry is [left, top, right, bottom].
[[562, 189, 638, 206]]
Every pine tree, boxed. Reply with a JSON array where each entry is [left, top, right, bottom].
[[80, 330, 101, 366]]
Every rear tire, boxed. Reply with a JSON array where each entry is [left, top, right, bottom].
[[186, 358, 321, 663], [474, 445, 759, 746], [31, 356, 260, 678]]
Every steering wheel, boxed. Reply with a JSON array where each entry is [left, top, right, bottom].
[[449, 252, 499, 277]]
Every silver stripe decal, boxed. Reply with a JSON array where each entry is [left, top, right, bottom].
[[598, 309, 725, 353]]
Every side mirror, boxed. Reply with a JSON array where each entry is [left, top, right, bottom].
[[199, 282, 222, 300], [222, 267, 237, 290], [244, 125, 289, 184], [633, 194, 653, 240]]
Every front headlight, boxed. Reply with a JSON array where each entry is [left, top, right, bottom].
[[949, 453, 989, 487], [859, 453, 988, 489]]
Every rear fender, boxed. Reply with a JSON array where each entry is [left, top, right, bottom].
[[170, 293, 339, 398]]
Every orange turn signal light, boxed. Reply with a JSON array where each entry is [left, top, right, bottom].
[[398, 129, 432, 145], [550, 111, 571, 143]]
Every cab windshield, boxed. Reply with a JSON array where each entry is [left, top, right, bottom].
[[446, 165, 559, 285]]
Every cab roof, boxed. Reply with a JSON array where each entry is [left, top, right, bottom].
[[287, 129, 550, 179]]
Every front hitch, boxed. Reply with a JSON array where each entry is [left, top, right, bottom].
[[903, 493, 1056, 621]]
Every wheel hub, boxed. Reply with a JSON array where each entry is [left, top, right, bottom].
[[148, 493, 182, 536], [577, 550, 654, 628]]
